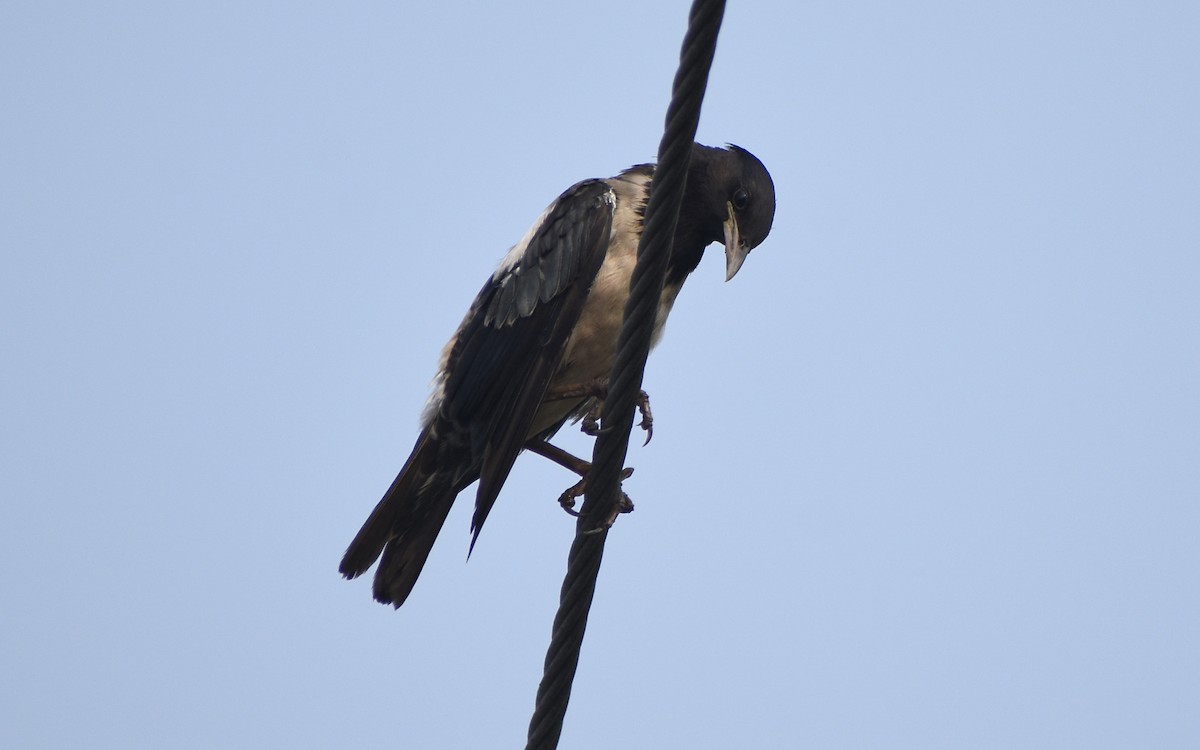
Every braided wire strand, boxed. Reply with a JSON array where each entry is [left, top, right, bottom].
[[526, 1, 727, 747]]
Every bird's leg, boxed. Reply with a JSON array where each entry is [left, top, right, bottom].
[[524, 438, 635, 517], [525, 438, 591, 476], [542, 378, 654, 445]]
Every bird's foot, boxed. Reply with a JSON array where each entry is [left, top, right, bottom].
[[580, 402, 602, 437], [634, 390, 653, 445], [524, 438, 637, 519], [547, 378, 653, 445], [583, 388, 652, 445], [581, 492, 636, 532], [558, 467, 635, 517]]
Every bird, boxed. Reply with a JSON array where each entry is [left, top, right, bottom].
[[339, 142, 775, 607]]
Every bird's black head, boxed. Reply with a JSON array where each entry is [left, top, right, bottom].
[[687, 143, 776, 281]]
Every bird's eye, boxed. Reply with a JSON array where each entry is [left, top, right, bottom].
[[732, 187, 750, 210]]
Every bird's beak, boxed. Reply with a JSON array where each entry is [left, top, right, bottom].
[[723, 201, 750, 281]]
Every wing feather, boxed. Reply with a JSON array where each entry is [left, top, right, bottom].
[[436, 179, 615, 543]]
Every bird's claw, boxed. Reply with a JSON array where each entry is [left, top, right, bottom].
[[578, 390, 653, 445], [557, 467, 635, 518], [558, 479, 584, 516], [636, 390, 653, 445], [581, 403, 602, 437], [581, 492, 635, 533]]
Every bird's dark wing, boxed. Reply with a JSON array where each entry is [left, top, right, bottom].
[[438, 179, 615, 545]]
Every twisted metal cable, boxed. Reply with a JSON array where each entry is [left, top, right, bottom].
[[526, 1, 727, 747]]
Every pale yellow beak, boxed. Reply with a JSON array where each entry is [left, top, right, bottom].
[[723, 201, 749, 281]]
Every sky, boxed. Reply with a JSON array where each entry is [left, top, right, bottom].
[[2, 2, 1198, 748]]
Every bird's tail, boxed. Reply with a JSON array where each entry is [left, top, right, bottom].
[[339, 428, 471, 608]]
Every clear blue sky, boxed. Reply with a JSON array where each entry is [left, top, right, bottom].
[[3, 2, 1197, 748]]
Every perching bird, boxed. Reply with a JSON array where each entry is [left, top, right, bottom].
[[340, 143, 775, 607]]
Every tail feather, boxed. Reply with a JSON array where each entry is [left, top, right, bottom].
[[339, 427, 473, 607], [338, 431, 433, 580], [372, 490, 456, 607]]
